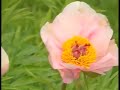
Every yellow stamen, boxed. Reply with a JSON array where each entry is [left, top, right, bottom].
[[61, 36, 96, 69]]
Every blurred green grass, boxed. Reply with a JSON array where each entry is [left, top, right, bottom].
[[2, 0, 118, 90]]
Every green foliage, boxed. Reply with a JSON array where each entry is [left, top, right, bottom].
[[2, 0, 118, 90]]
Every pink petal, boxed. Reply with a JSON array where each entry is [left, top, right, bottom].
[[89, 26, 113, 56], [90, 53, 117, 70], [52, 2, 113, 56], [96, 67, 112, 73], [1, 47, 9, 76], [41, 1, 113, 57], [107, 39, 118, 59], [89, 40, 118, 74], [40, 22, 55, 44], [58, 69, 80, 84], [89, 67, 112, 75], [46, 37, 65, 69], [40, 22, 64, 69], [2, 64, 9, 76], [40, 23, 81, 69]]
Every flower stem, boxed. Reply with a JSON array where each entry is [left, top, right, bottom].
[[84, 73, 88, 90], [61, 83, 67, 90]]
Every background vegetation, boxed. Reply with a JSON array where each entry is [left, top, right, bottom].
[[2, 0, 118, 90]]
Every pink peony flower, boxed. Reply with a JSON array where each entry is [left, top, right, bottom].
[[40, 1, 118, 83], [1, 47, 9, 76]]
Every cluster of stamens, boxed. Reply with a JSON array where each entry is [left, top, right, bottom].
[[61, 36, 96, 68]]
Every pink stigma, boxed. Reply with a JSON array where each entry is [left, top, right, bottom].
[[72, 44, 90, 58]]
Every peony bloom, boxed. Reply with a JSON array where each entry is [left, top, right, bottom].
[[1, 47, 9, 76], [40, 1, 118, 83]]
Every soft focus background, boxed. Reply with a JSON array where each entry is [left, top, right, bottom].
[[2, 0, 118, 90]]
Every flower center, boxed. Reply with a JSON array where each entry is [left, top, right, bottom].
[[72, 43, 90, 58], [61, 36, 96, 69]]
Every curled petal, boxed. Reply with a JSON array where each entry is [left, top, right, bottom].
[[107, 39, 118, 59], [94, 67, 112, 74], [89, 40, 118, 74], [40, 22, 52, 44], [90, 53, 117, 70]]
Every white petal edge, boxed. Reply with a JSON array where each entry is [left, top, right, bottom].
[[63, 1, 96, 14]]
